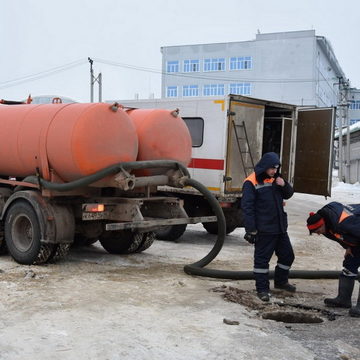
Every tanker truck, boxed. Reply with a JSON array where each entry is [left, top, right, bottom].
[[0, 101, 217, 265], [109, 94, 335, 240]]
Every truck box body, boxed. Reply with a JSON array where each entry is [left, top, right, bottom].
[[115, 94, 335, 198]]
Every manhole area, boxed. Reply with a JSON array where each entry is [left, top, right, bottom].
[[212, 285, 339, 323]]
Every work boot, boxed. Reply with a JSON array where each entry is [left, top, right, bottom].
[[257, 292, 271, 302], [324, 275, 355, 308], [349, 286, 360, 317], [274, 282, 296, 293]]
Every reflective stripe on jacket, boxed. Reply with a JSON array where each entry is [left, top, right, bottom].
[[319, 202, 360, 247]]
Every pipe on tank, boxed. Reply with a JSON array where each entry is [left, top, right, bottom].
[[23, 160, 190, 191]]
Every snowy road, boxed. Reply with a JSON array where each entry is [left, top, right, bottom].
[[0, 181, 360, 360]]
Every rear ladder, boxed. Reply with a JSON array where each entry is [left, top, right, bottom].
[[231, 120, 254, 177]]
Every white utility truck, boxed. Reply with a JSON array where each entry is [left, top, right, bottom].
[[113, 94, 335, 240]]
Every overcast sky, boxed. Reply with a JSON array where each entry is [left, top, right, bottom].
[[1, 0, 359, 103]]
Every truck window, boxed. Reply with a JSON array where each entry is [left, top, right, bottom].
[[183, 117, 204, 147]]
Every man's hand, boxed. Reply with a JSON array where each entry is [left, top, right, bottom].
[[275, 177, 285, 187], [244, 232, 257, 244]]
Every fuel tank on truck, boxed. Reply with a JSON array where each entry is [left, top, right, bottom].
[[126, 108, 192, 175], [0, 103, 138, 181]]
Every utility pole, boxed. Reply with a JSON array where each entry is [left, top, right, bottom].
[[337, 77, 351, 182], [345, 83, 350, 183], [337, 78, 343, 182], [88, 57, 102, 103]]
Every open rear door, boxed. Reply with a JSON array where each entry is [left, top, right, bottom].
[[293, 108, 335, 196], [225, 98, 264, 193], [280, 118, 294, 182]]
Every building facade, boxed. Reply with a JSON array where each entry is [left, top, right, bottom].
[[349, 88, 360, 125], [161, 30, 346, 108]]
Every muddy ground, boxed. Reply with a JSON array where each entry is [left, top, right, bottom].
[[0, 186, 360, 360]]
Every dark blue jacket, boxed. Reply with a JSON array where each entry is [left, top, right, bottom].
[[317, 202, 360, 248], [241, 152, 294, 234]]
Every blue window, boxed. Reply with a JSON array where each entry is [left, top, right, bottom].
[[166, 86, 178, 97], [204, 58, 225, 72], [229, 83, 251, 95], [184, 59, 200, 72], [203, 84, 225, 96], [349, 100, 360, 110], [230, 56, 252, 70], [166, 61, 179, 73], [183, 85, 199, 97], [350, 119, 360, 125]]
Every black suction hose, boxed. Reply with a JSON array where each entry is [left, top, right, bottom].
[[183, 178, 341, 280], [26, 160, 341, 280], [25, 160, 190, 192]]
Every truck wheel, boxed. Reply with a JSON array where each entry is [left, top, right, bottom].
[[99, 230, 143, 254], [202, 221, 237, 235], [203, 208, 242, 235], [73, 221, 102, 246], [47, 244, 71, 263], [5, 201, 55, 264], [73, 234, 98, 247], [0, 223, 8, 255], [155, 224, 187, 241], [135, 232, 155, 253]]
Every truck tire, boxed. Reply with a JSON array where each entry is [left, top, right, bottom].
[[4, 201, 55, 264], [73, 221, 102, 246], [0, 223, 8, 255], [47, 244, 71, 262], [99, 230, 143, 254], [135, 232, 155, 252], [203, 208, 243, 235], [72, 234, 98, 247], [155, 224, 187, 241], [0, 188, 12, 255], [202, 222, 237, 235]]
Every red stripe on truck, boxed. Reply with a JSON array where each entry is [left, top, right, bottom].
[[188, 158, 224, 170]]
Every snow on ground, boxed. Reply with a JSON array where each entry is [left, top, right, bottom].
[[0, 180, 360, 360]]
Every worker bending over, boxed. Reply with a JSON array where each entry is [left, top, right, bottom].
[[307, 202, 360, 317]]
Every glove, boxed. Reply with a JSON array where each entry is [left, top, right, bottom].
[[244, 232, 257, 244]]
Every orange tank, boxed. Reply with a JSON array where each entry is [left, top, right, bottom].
[[126, 108, 192, 174], [0, 103, 138, 181]]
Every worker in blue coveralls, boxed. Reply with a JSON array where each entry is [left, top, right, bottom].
[[307, 202, 360, 317], [241, 152, 296, 302]]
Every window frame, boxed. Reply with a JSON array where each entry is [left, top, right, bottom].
[[229, 82, 251, 95], [203, 84, 225, 96], [203, 58, 225, 72], [166, 60, 179, 73], [183, 59, 200, 73], [229, 56, 252, 70], [183, 85, 199, 97], [349, 100, 360, 110], [166, 86, 178, 98], [182, 117, 204, 147]]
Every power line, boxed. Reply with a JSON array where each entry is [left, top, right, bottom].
[[93, 57, 336, 84], [0, 56, 339, 93], [0, 59, 87, 89]]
